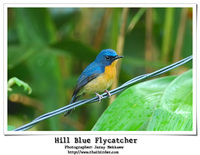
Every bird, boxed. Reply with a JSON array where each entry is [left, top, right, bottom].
[[64, 49, 124, 116]]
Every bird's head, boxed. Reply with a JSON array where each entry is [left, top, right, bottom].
[[95, 49, 124, 66]]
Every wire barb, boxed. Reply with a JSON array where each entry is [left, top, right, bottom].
[[13, 55, 193, 131]]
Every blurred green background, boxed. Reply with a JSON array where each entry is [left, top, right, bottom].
[[7, 7, 192, 131]]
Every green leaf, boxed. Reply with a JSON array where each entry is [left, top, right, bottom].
[[8, 77, 32, 94], [147, 69, 192, 131], [14, 8, 56, 45], [25, 50, 65, 130], [50, 39, 97, 62], [92, 69, 192, 131], [8, 45, 42, 69], [8, 125, 16, 131]]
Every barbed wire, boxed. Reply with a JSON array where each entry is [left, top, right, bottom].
[[13, 55, 193, 131]]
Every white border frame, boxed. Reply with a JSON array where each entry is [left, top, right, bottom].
[[4, 3, 197, 135]]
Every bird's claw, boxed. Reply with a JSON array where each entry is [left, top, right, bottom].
[[95, 92, 103, 103], [105, 90, 111, 98]]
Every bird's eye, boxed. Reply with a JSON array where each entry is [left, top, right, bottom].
[[105, 56, 109, 60]]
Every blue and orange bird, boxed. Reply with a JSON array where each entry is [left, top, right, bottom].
[[64, 49, 124, 116]]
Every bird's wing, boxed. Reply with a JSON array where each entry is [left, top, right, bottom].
[[64, 62, 104, 116], [73, 62, 104, 96]]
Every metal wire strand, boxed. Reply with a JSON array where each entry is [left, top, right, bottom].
[[13, 55, 193, 131]]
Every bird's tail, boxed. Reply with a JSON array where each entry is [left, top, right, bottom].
[[64, 90, 84, 116], [64, 92, 79, 116]]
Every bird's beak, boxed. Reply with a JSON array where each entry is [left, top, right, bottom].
[[114, 55, 124, 60]]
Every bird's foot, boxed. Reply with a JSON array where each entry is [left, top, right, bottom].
[[105, 90, 111, 98], [95, 92, 103, 103]]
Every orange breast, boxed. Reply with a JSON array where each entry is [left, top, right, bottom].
[[82, 61, 117, 94], [104, 61, 117, 81]]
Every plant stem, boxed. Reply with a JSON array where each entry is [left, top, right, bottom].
[[173, 8, 188, 62], [109, 8, 129, 104], [94, 9, 112, 49], [161, 8, 174, 63], [145, 8, 154, 73], [127, 8, 146, 33]]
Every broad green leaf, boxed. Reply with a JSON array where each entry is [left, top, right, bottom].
[[92, 69, 192, 131], [92, 76, 177, 131], [147, 69, 192, 131]]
